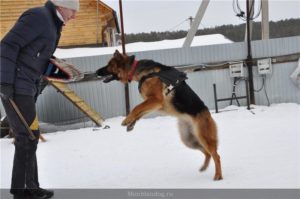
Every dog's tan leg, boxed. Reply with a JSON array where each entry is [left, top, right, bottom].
[[122, 77, 164, 131], [194, 111, 223, 180], [199, 151, 211, 172], [122, 97, 163, 130], [209, 147, 223, 180]]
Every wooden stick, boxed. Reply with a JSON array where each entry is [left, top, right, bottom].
[[7, 98, 36, 140]]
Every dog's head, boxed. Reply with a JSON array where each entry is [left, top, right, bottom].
[[96, 50, 135, 83]]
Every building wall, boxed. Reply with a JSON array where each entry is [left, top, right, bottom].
[[0, 0, 116, 47], [0, 0, 44, 37], [59, 0, 116, 46]]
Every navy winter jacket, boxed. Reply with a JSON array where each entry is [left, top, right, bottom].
[[0, 1, 63, 96]]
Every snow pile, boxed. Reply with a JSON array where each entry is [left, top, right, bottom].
[[1, 103, 299, 188]]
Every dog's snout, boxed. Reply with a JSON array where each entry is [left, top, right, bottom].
[[96, 66, 108, 76]]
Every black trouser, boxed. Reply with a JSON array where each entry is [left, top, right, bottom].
[[1, 94, 40, 195], [1, 79, 48, 137]]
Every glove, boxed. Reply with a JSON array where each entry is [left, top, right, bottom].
[[0, 83, 14, 100]]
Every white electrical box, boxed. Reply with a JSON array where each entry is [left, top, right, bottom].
[[257, 58, 272, 75], [229, 63, 244, 77]]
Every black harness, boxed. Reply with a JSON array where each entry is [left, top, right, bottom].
[[138, 67, 187, 95]]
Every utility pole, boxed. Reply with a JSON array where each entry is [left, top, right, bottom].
[[244, 0, 254, 41], [246, 0, 255, 104], [183, 0, 210, 47], [119, 0, 130, 115], [261, 0, 269, 39], [188, 16, 193, 28]]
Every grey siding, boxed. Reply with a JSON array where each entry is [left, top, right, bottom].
[[128, 61, 300, 110], [33, 36, 300, 123]]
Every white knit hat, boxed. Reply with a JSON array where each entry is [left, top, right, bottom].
[[51, 0, 80, 11]]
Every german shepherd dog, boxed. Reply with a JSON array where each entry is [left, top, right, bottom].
[[96, 50, 223, 180]]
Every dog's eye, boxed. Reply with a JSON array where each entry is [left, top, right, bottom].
[[113, 68, 120, 74], [108, 66, 118, 74]]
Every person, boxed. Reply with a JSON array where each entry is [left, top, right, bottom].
[[0, 0, 79, 198]]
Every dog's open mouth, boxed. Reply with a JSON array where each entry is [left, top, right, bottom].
[[103, 75, 114, 83], [96, 66, 119, 83], [103, 74, 119, 83]]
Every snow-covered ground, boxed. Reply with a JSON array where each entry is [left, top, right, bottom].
[[54, 34, 232, 58], [1, 103, 300, 189]]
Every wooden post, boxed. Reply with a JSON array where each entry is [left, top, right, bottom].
[[246, 0, 255, 104], [119, 0, 130, 115]]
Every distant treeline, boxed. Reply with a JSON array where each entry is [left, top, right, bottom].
[[124, 18, 300, 43]]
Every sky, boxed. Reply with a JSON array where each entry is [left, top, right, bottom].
[[103, 0, 300, 34]]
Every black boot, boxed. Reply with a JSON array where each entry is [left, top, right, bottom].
[[27, 188, 54, 199], [13, 193, 28, 199]]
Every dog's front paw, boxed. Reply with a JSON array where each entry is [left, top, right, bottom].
[[126, 121, 136, 132], [122, 117, 136, 132], [122, 116, 134, 126], [122, 118, 129, 126]]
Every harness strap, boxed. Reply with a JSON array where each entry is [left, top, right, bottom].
[[138, 68, 187, 95]]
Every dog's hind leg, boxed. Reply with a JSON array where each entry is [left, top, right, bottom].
[[194, 112, 223, 180], [199, 151, 211, 172], [178, 119, 211, 172]]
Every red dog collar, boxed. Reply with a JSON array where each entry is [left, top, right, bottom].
[[128, 60, 138, 81]]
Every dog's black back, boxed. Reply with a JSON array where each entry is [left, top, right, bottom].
[[172, 81, 208, 116], [136, 60, 208, 116]]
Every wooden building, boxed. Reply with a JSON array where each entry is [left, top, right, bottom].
[[0, 0, 120, 47]]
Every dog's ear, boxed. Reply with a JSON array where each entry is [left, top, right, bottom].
[[128, 55, 135, 64], [114, 50, 122, 60], [114, 50, 120, 55]]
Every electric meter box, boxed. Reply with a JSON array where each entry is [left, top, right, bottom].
[[229, 63, 244, 77], [257, 58, 272, 75]]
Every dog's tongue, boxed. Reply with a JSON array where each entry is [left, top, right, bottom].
[[103, 75, 116, 83]]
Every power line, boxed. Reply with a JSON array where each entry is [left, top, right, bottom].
[[168, 17, 207, 32], [168, 18, 189, 31], [233, 0, 262, 21]]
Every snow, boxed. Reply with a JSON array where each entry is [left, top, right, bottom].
[[54, 34, 232, 58], [1, 103, 300, 189]]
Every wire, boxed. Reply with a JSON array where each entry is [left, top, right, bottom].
[[232, 0, 262, 21], [234, 77, 243, 86], [254, 75, 270, 106], [168, 18, 189, 32], [167, 17, 207, 32], [264, 79, 270, 106], [254, 75, 265, 92], [250, 1, 262, 20]]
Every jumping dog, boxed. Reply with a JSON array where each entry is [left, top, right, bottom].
[[96, 50, 223, 180]]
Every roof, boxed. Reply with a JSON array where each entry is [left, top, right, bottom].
[[54, 34, 233, 58]]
